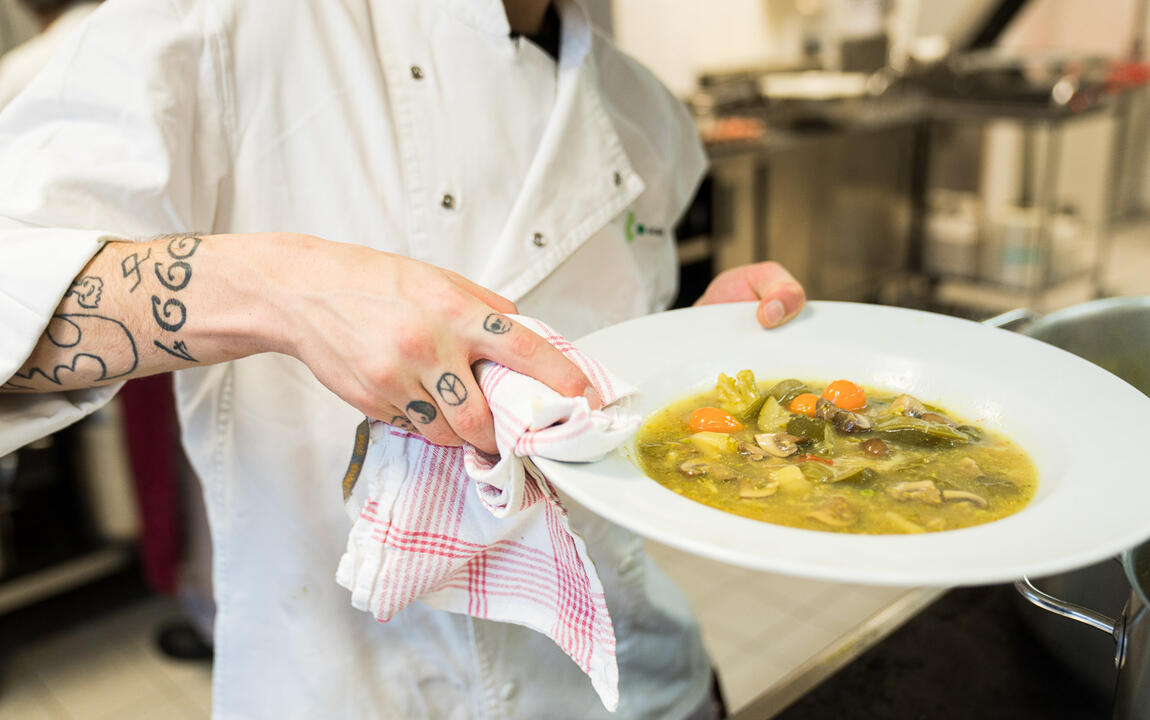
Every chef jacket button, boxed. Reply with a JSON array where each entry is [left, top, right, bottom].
[[499, 681, 518, 701], [532, 232, 546, 247], [613, 171, 623, 187], [410, 65, 424, 80], [441, 193, 455, 210]]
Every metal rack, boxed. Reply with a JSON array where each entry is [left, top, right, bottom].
[[914, 96, 1125, 314]]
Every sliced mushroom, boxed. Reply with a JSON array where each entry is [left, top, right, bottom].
[[886, 480, 942, 504], [739, 478, 780, 498], [807, 496, 860, 527], [754, 432, 802, 457], [833, 410, 873, 433], [679, 458, 708, 477], [942, 489, 989, 509], [889, 394, 926, 417], [814, 397, 841, 420], [814, 398, 873, 434], [861, 438, 890, 458], [678, 459, 737, 481], [738, 441, 769, 461], [959, 457, 983, 478], [920, 411, 957, 427]]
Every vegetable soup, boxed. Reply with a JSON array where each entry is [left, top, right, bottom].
[[634, 371, 1038, 534]]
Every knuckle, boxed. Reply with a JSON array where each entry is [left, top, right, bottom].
[[361, 362, 398, 393], [424, 424, 462, 447], [394, 330, 438, 364], [560, 374, 590, 398], [440, 290, 470, 317], [426, 283, 469, 316], [509, 331, 537, 360], [452, 406, 485, 438]]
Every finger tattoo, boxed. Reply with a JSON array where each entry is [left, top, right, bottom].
[[405, 400, 437, 424], [391, 414, 417, 432], [483, 314, 512, 334], [435, 372, 468, 406]]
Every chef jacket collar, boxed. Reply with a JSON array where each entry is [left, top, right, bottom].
[[481, 2, 646, 300], [435, 0, 593, 68]]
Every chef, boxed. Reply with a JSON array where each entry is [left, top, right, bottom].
[[0, 0, 806, 718]]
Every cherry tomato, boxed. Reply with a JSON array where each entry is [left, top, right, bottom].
[[688, 406, 744, 433], [788, 393, 819, 417], [822, 379, 867, 411]]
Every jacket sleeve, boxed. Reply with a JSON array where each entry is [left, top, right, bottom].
[[0, 0, 230, 455]]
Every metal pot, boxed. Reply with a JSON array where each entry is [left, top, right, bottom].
[[989, 296, 1150, 719], [1016, 542, 1150, 719]]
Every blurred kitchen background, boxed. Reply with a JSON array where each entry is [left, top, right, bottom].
[[2, 1, 1149, 719]]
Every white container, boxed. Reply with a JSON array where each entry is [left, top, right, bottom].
[[983, 205, 1042, 288], [924, 191, 980, 278], [1050, 210, 1091, 281]]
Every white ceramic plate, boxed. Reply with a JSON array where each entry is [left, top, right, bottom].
[[533, 301, 1150, 587]]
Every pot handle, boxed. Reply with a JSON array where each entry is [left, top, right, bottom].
[[1014, 577, 1121, 639], [982, 308, 1041, 331]]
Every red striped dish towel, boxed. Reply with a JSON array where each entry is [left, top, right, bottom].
[[335, 316, 638, 711]]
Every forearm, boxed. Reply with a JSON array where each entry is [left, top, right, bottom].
[[1, 230, 597, 455], [1, 233, 289, 392]]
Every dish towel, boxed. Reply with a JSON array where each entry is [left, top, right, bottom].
[[335, 316, 639, 711]]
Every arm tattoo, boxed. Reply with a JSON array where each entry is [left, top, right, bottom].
[[164, 233, 201, 258], [65, 276, 104, 308], [405, 400, 437, 424], [148, 233, 202, 360], [150, 296, 188, 332], [4, 233, 207, 392], [154, 340, 197, 362], [435, 372, 468, 406], [154, 259, 192, 291], [483, 314, 512, 334], [2, 314, 138, 390], [121, 248, 152, 292]]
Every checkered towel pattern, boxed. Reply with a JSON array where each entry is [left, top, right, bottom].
[[335, 317, 639, 711]]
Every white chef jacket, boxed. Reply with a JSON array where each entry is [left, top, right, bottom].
[[0, 1, 102, 109], [0, 1, 712, 718]]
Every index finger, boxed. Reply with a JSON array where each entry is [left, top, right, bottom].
[[470, 314, 602, 409]]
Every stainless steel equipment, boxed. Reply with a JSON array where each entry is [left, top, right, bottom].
[[1000, 296, 1150, 719], [1016, 543, 1150, 720]]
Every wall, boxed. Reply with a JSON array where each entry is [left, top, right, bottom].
[[610, 0, 1007, 96], [1001, 0, 1142, 57], [611, 0, 806, 96], [0, 0, 37, 55]]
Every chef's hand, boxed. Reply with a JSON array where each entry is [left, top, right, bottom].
[[278, 236, 600, 454], [693, 261, 806, 328]]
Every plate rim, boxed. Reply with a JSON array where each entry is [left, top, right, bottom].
[[533, 300, 1150, 586]]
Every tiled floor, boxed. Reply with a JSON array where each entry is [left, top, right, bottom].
[[0, 547, 925, 720], [0, 595, 210, 720], [2, 228, 1147, 720], [642, 541, 935, 714]]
